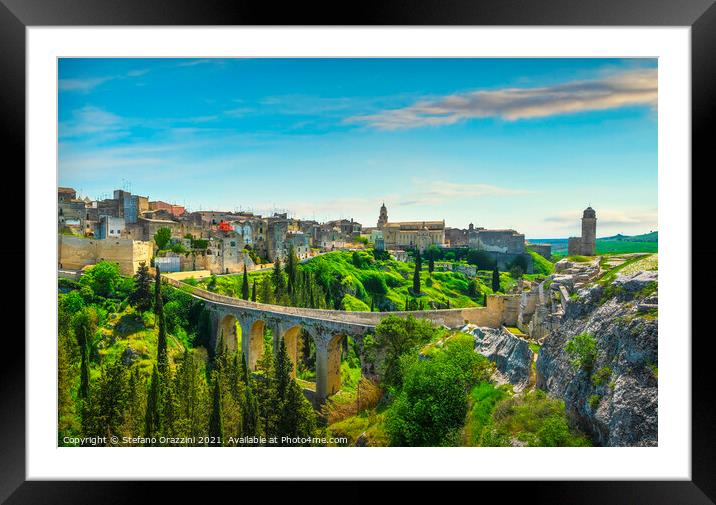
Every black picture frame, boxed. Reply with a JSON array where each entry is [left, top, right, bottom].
[[1, 0, 712, 502]]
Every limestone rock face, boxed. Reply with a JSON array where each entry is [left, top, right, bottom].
[[613, 270, 658, 295], [464, 326, 534, 392], [536, 280, 658, 447]]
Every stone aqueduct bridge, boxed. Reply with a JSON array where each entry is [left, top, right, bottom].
[[163, 276, 518, 403]]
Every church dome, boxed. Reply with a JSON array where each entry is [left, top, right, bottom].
[[583, 207, 596, 218]]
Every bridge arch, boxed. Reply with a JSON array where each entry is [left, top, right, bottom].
[[314, 331, 347, 401], [276, 324, 302, 378], [218, 313, 239, 353], [246, 319, 266, 370]]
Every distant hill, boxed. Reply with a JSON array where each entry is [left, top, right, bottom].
[[600, 231, 658, 242], [529, 231, 658, 256]]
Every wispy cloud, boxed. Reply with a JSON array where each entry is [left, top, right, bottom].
[[396, 179, 532, 206], [346, 69, 657, 130], [58, 76, 114, 93], [59, 106, 129, 139], [59, 68, 150, 93], [544, 208, 657, 230]]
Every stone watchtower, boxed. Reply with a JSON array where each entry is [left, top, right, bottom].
[[377, 202, 388, 229], [581, 206, 597, 255], [568, 206, 597, 256]]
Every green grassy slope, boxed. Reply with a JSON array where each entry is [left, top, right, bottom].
[[197, 251, 514, 311]]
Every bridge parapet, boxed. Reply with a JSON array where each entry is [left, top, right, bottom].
[[163, 275, 514, 328]]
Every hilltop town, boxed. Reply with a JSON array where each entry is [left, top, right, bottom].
[[57, 185, 658, 448], [57, 186, 604, 278]]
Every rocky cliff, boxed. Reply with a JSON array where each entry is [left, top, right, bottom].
[[536, 271, 658, 447], [464, 325, 534, 392]]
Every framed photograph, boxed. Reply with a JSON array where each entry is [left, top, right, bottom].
[[3, 0, 713, 501]]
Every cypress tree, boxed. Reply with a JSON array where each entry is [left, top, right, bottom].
[[242, 382, 259, 439], [413, 252, 421, 295], [144, 364, 161, 445], [72, 308, 95, 403], [154, 265, 162, 318], [428, 256, 435, 273], [261, 277, 275, 305], [274, 338, 293, 403], [286, 245, 297, 295], [251, 279, 257, 302], [208, 373, 224, 446], [272, 257, 286, 299], [155, 271, 168, 376], [241, 264, 250, 300], [416, 250, 422, 271], [492, 264, 501, 293]]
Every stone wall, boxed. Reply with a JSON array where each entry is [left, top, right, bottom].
[[58, 234, 152, 275], [469, 229, 525, 254], [528, 243, 552, 260]]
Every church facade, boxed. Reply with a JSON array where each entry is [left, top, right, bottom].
[[376, 203, 446, 251]]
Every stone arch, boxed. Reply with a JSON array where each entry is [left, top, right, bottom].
[[247, 319, 265, 370], [278, 324, 302, 378], [315, 332, 346, 402], [218, 313, 239, 353]]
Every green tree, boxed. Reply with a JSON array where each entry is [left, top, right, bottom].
[[241, 264, 250, 300], [251, 279, 257, 302], [363, 272, 388, 300], [57, 328, 77, 441], [413, 251, 421, 295], [84, 359, 130, 443], [129, 261, 153, 312], [208, 373, 224, 446], [492, 264, 501, 293], [144, 364, 161, 445], [428, 256, 435, 273], [385, 336, 491, 446], [277, 381, 316, 445], [286, 245, 298, 295], [154, 227, 172, 250], [255, 345, 277, 441], [80, 261, 121, 298], [72, 308, 96, 402], [364, 315, 437, 388], [239, 353, 259, 438], [273, 338, 293, 403], [259, 277, 275, 305], [155, 268, 168, 375], [272, 257, 286, 299]]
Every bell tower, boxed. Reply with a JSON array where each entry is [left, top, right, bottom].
[[377, 202, 388, 229]]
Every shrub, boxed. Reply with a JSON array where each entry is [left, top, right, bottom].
[[79, 261, 122, 299], [154, 227, 172, 250], [364, 315, 439, 389], [565, 332, 598, 372], [591, 366, 612, 386]]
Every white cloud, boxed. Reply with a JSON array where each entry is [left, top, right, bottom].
[[346, 68, 657, 130], [59, 106, 128, 139], [396, 179, 532, 206], [59, 68, 150, 93], [544, 208, 657, 231]]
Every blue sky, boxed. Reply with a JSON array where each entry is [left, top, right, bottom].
[[58, 58, 657, 238]]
